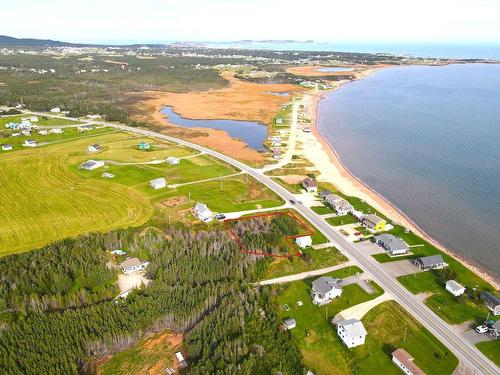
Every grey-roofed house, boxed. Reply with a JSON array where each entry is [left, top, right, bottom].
[[319, 189, 332, 199], [323, 193, 353, 215], [481, 291, 500, 315], [336, 319, 367, 348], [283, 318, 296, 330], [120, 257, 149, 274], [80, 159, 105, 170], [311, 276, 342, 305], [414, 255, 448, 271], [149, 177, 166, 190], [194, 202, 213, 222], [375, 234, 409, 256], [445, 280, 465, 297]]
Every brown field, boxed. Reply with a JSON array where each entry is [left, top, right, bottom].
[[286, 65, 386, 78], [129, 71, 303, 164]]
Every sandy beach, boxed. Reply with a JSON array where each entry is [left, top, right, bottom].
[[298, 68, 500, 289]]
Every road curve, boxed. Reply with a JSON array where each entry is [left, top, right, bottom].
[[20, 112, 499, 375]]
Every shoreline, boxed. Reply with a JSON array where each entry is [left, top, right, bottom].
[[303, 68, 500, 290]]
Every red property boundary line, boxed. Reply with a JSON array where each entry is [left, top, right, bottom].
[[224, 210, 315, 258]]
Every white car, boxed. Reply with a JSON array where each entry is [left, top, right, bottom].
[[475, 325, 489, 334]]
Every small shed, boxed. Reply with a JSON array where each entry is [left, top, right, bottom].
[[445, 280, 465, 297], [166, 156, 180, 165], [80, 160, 105, 170], [283, 318, 296, 330]]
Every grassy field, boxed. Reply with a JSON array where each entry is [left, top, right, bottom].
[[97, 332, 181, 375], [476, 341, 500, 367], [326, 214, 358, 226], [264, 246, 348, 279], [371, 253, 417, 263], [0, 130, 283, 256], [311, 205, 335, 215], [0, 114, 83, 127]]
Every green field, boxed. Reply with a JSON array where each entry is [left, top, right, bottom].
[[264, 246, 348, 279], [311, 205, 335, 215], [476, 341, 500, 367], [326, 214, 358, 226], [0, 131, 283, 256], [371, 253, 417, 263], [0, 114, 83, 127]]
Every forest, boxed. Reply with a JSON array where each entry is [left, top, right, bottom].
[[0, 223, 305, 374]]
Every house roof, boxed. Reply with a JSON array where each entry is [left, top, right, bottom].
[[417, 255, 444, 267], [337, 319, 367, 337], [303, 177, 317, 187], [194, 202, 211, 215], [284, 318, 296, 326], [361, 213, 384, 225], [375, 234, 409, 252], [392, 349, 426, 375], [319, 189, 332, 197], [120, 257, 143, 270], [312, 276, 340, 295], [481, 291, 500, 306], [150, 177, 166, 186], [80, 160, 100, 169], [445, 280, 464, 292]]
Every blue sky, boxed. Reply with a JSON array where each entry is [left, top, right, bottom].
[[2, 0, 500, 44]]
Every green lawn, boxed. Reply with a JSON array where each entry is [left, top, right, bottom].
[[476, 341, 500, 367], [273, 273, 383, 375], [372, 253, 417, 263], [326, 214, 358, 226], [0, 114, 83, 127], [397, 272, 492, 324], [271, 177, 303, 193], [311, 205, 335, 215], [264, 246, 348, 279]]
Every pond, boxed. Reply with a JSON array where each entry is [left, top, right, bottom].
[[161, 106, 268, 150]]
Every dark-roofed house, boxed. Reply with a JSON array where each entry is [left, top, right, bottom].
[[119, 257, 149, 274], [283, 318, 296, 330], [481, 291, 500, 315], [414, 255, 448, 271], [311, 276, 342, 305], [392, 348, 426, 375], [360, 214, 386, 232], [375, 234, 409, 256], [302, 177, 318, 193]]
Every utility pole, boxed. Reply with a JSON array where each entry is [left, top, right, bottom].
[[403, 326, 408, 342], [220, 173, 223, 192]]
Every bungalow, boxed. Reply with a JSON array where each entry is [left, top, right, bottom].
[[302, 177, 318, 193], [324, 193, 353, 215], [102, 172, 115, 178], [119, 257, 149, 274], [480, 291, 500, 315], [295, 235, 312, 249], [138, 142, 151, 150], [1, 144, 13, 151], [50, 128, 63, 134], [30, 116, 38, 122], [336, 319, 367, 348], [166, 156, 180, 165], [80, 159, 105, 170], [88, 143, 102, 153], [445, 280, 465, 297], [490, 320, 500, 339], [360, 214, 386, 232], [275, 117, 283, 124], [194, 202, 213, 222], [38, 129, 48, 135], [414, 255, 448, 271], [392, 348, 426, 375], [311, 276, 342, 305], [374, 234, 409, 256], [21, 129, 31, 136], [149, 177, 167, 190], [50, 107, 61, 113], [23, 139, 37, 147], [78, 125, 94, 133], [283, 318, 296, 330], [175, 352, 188, 369]]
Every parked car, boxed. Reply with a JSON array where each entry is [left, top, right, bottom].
[[475, 325, 489, 334], [215, 213, 226, 220], [289, 200, 296, 205]]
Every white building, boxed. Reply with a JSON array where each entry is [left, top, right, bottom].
[[50, 128, 63, 134], [50, 107, 61, 113], [88, 144, 102, 153], [175, 351, 188, 369], [336, 319, 367, 348], [30, 116, 38, 122], [445, 280, 465, 297], [311, 276, 342, 305], [194, 202, 213, 222], [1, 144, 13, 151], [391, 348, 426, 375], [283, 318, 296, 330], [374, 234, 409, 256], [80, 159, 105, 170], [166, 156, 180, 165], [149, 177, 167, 190], [302, 177, 318, 193], [295, 235, 312, 249], [38, 130, 48, 135], [320, 191, 353, 215], [119, 257, 149, 274], [23, 139, 37, 147]]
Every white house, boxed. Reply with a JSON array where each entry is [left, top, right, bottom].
[[88, 144, 102, 153], [21, 129, 31, 136], [80, 159, 105, 170], [30, 116, 38, 122], [149, 177, 167, 190], [50, 107, 61, 113], [445, 280, 465, 297], [194, 202, 213, 222], [175, 352, 188, 369], [295, 235, 312, 249], [320, 191, 353, 215], [50, 128, 63, 134], [374, 234, 409, 256], [1, 144, 13, 151], [392, 348, 426, 375], [283, 318, 296, 330], [38, 130, 48, 135], [166, 156, 180, 165], [119, 257, 149, 274], [311, 276, 342, 305], [336, 319, 367, 348], [78, 125, 94, 133], [23, 139, 37, 147], [302, 177, 318, 193]]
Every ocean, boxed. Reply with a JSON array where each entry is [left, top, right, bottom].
[[317, 64, 500, 279]]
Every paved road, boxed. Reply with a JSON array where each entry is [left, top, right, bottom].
[[21, 111, 499, 374]]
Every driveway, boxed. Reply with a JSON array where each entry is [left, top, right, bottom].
[[355, 240, 384, 255], [462, 329, 494, 345], [258, 261, 353, 285], [380, 259, 422, 278], [339, 274, 376, 294]]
